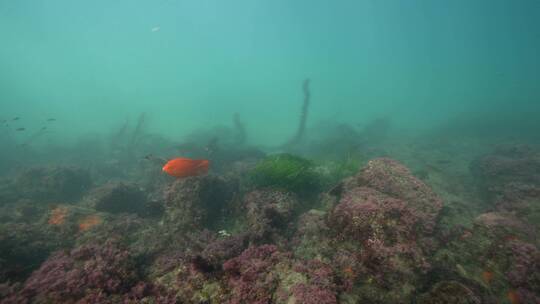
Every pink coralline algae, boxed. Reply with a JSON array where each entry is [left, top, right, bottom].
[[288, 283, 337, 304], [329, 186, 432, 281], [291, 209, 333, 260], [505, 240, 540, 303], [325, 158, 443, 301], [223, 245, 339, 304], [223, 244, 284, 304], [199, 233, 249, 271], [330, 187, 420, 244], [285, 260, 338, 304], [244, 189, 297, 242], [347, 158, 443, 233], [1, 240, 137, 303], [162, 175, 235, 230]]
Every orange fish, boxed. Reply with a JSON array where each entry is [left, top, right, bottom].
[[162, 157, 210, 178]]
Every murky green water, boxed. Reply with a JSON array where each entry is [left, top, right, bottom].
[[1, 1, 539, 155]]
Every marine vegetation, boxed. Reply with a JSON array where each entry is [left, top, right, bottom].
[[248, 153, 321, 194]]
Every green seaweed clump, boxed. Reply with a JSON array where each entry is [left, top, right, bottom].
[[249, 153, 320, 194]]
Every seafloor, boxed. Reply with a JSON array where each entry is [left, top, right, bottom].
[[0, 123, 538, 304]]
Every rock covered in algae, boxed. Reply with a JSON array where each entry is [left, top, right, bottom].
[[291, 209, 333, 260], [244, 189, 298, 242], [86, 182, 147, 215], [470, 144, 540, 196], [325, 158, 443, 303], [416, 281, 481, 304], [223, 245, 339, 304], [432, 210, 539, 304], [162, 175, 236, 230], [0, 222, 68, 283], [470, 145, 540, 233], [13, 166, 91, 203], [343, 157, 443, 233], [470, 144, 540, 211], [1, 240, 138, 303]]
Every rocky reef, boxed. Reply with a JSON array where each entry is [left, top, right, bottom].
[[471, 144, 540, 230], [0, 145, 538, 303], [12, 166, 91, 203]]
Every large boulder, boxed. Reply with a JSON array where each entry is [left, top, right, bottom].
[[342, 157, 443, 233], [326, 158, 443, 303], [1, 240, 139, 303], [163, 175, 236, 231], [431, 211, 539, 304]]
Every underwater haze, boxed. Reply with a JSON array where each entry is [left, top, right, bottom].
[[2, 1, 539, 147], [1, 1, 540, 303]]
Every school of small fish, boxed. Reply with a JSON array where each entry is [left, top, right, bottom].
[[1, 116, 56, 133]]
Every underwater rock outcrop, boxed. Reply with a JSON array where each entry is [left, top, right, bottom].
[[148, 251, 226, 303], [471, 144, 540, 197], [85, 182, 147, 215], [432, 210, 539, 303], [470, 145, 540, 201], [163, 175, 236, 231], [13, 166, 91, 203], [0, 222, 69, 283], [222, 245, 339, 304], [1, 240, 138, 303], [325, 158, 443, 302], [3, 148, 538, 303], [342, 157, 443, 232], [291, 209, 333, 260], [416, 281, 481, 304], [470, 144, 540, 228], [197, 233, 250, 272], [244, 189, 298, 243]]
